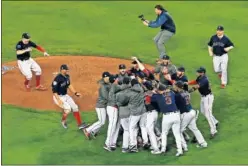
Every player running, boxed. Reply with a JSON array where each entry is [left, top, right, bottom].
[[188, 67, 219, 139], [16, 33, 49, 91], [207, 25, 234, 88], [52, 64, 89, 131]]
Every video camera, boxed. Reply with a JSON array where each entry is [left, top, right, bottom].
[[138, 14, 146, 21]]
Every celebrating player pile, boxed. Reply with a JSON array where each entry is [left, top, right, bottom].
[[82, 54, 221, 157]]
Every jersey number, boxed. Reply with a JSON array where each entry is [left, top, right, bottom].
[[185, 95, 190, 105], [165, 96, 172, 104]]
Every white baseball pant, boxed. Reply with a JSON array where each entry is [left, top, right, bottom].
[[17, 58, 42, 80], [120, 118, 129, 149], [53, 94, 78, 113], [105, 106, 118, 147], [180, 109, 207, 150], [200, 94, 218, 134], [161, 112, 182, 154], [86, 108, 106, 134], [129, 113, 148, 147], [213, 54, 228, 85], [146, 110, 160, 151], [111, 119, 120, 146]]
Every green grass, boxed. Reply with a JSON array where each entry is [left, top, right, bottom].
[[2, 1, 248, 164]]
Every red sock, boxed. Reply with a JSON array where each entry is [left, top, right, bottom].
[[61, 113, 68, 121], [24, 79, 30, 86], [73, 112, 82, 126], [36, 75, 41, 87]]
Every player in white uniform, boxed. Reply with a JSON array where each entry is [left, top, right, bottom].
[[174, 81, 207, 151], [16, 33, 49, 91], [188, 67, 219, 139], [207, 26, 234, 88], [52, 64, 89, 131], [151, 84, 183, 157]]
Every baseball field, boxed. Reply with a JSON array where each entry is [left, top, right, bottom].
[[2, 1, 248, 165]]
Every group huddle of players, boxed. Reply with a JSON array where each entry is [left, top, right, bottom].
[[83, 55, 217, 157]]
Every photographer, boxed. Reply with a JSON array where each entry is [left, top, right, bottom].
[[139, 5, 176, 59]]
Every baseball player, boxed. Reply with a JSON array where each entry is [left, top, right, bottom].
[[143, 81, 161, 154], [16, 33, 49, 91], [174, 81, 208, 151], [52, 64, 89, 131], [84, 72, 111, 139], [104, 75, 121, 151], [208, 26, 234, 88], [141, 5, 176, 58], [116, 77, 131, 153], [151, 84, 183, 157], [188, 67, 219, 139], [128, 79, 147, 153], [153, 55, 177, 85], [116, 64, 129, 84]]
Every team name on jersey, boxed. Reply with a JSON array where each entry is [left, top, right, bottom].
[[212, 42, 225, 47]]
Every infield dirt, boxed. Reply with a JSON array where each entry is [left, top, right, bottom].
[[2, 56, 153, 112]]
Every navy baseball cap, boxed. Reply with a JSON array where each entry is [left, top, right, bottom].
[[119, 64, 126, 69], [158, 84, 167, 91], [109, 75, 117, 83], [131, 79, 139, 86], [60, 64, 69, 70], [162, 55, 170, 60], [175, 81, 184, 89], [177, 66, 185, 72], [217, 25, 224, 31], [132, 58, 142, 64], [22, 33, 31, 39], [196, 67, 206, 73], [102, 71, 111, 78], [143, 81, 153, 90], [137, 72, 146, 79]]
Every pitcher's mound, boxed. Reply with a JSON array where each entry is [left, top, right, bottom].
[[2, 56, 153, 112]]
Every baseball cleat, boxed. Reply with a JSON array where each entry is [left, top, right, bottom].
[[61, 121, 68, 129], [103, 144, 112, 152], [110, 145, 117, 151], [78, 122, 90, 130], [35, 85, 47, 91], [151, 150, 162, 155], [143, 143, 150, 150], [175, 152, 183, 157], [210, 132, 217, 139], [83, 129, 91, 140], [183, 147, 188, 152], [129, 145, 138, 153], [220, 84, 226, 89], [196, 143, 208, 148], [122, 148, 129, 153], [160, 148, 166, 153]]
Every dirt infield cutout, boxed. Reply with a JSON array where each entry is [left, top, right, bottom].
[[2, 56, 153, 112]]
